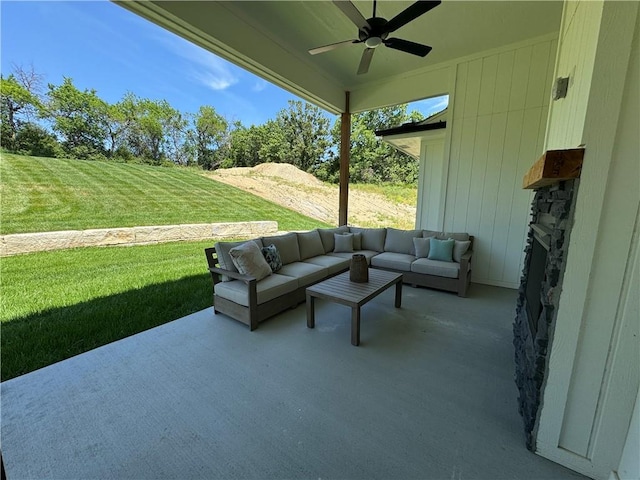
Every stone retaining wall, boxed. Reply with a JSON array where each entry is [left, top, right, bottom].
[[0, 221, 278, 257]]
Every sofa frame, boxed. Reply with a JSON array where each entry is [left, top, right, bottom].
[[205, 233, 473, 331]]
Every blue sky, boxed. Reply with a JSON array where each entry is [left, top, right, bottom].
[[1, 1, 447, 127]]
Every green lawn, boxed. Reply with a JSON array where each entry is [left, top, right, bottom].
[[0, 153, 334, 381], [1, 240, 221, 380], [0, 153, 327, 234]]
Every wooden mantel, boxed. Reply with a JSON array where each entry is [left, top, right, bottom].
[[523, 148, 585, 189]]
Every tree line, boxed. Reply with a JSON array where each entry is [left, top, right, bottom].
[[1, 65, 423, 184]]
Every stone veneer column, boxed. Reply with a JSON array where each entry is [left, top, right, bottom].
[[513, 179, 578, 449]]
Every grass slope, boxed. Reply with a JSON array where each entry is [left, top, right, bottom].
[[0, 153, 328, 234], [0, 154, 332, 381]]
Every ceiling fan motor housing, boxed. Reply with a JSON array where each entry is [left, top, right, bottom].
[[359, 17, 389, 46]]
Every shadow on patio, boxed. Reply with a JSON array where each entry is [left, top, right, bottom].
[[1, 283, 587, 479]]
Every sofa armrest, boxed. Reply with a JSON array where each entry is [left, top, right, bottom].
[[208, 266, 255, 283], [458, 249, 472, 297]]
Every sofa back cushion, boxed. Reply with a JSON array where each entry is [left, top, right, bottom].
[[261, 232, 301, 265], [349, 227, 386, 252], [384, 227, 422, 255], [437, 232, 470, 241], [297, 230, 325, 260], [215, 239, 264, 281], [318, 226, 349, 253]]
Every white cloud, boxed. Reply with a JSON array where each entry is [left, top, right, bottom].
[[413, 95, 449, 117], [252, 80, 268, 92], [154, 32, 239, 91]]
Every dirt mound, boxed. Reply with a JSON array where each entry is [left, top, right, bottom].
[[205, 163, 416, 229]]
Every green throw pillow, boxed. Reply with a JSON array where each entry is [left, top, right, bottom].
[[428, 238, 454, 262]]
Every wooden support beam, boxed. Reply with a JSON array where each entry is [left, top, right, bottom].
[[523, 148, 584, 189], [339, 92, 350, 226]]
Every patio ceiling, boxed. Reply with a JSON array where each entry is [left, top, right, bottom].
[[116, 1, 563, 114]]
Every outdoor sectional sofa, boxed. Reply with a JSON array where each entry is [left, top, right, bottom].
[[205, 226, 473, 330]]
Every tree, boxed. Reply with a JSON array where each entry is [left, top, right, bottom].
[[123, 95, 184, 164], [323, 104, 419, 184], [45, 77, 108, 158], [276, 100, 331, 172], [1, 67, 43, 150], [193, 106, 229, 170]]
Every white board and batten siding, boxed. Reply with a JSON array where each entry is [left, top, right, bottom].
[[442, 35, 557, 288], [535, 2, 640, 479]]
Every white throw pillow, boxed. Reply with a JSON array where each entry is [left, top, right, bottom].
[[229, 241, 272, 280]]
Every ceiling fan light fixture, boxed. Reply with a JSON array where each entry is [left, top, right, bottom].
[[365, 36, 382, 48]]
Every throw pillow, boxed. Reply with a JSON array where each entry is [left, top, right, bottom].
[[229, 241, 272, 280], [452, 239, 471, 263], [261, 244, 282, 272], [413, 237, 431, 258], [352, 232, 362, 250], [428, 238, 455, 262], [334, 233, 354, 253]]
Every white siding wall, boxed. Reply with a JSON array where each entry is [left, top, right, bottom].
[[535, 2, 639, 479], [444, 37, 557, 288]]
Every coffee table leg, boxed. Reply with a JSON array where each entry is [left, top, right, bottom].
[[395, 281, 402, 308], [351, 306, 360, 346], [307, 294, 315, 328]]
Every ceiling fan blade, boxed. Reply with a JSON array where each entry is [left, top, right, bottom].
[[384, 37, 432, 57], [384, 0, 441, 34], [309, 39, 360, 55], [357, 48, 375, 75], [333, 0, 370, 30]]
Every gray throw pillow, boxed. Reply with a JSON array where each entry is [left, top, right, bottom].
[[452, 240, 471, 263], [334, 233, 354, 253], [413, 237, 431, 258], [229, 241, 272, 280], [318, 226, 350, 253]]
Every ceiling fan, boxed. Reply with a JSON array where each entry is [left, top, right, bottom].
[[309, 0, 441, 75]]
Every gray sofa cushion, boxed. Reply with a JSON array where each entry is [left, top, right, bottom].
[[302, 255, 350, 275], [214, 273, 298, 306], [297, 230, 325, 260], [328, 250, 378, 264], [437, 232, 470, 241], [349, 227, 386, 252], [422, 230, 439, 238], [261, 232, 300, 265], [370, 252, 415, 272], [215, 239, 264, 281], [277, 262, 328, 287], [318, 226, 349, 253], [411, 258, 460, 278], [384, 227, 422, 255]]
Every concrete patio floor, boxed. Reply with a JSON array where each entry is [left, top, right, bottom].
[[1, 284, 588, 479]]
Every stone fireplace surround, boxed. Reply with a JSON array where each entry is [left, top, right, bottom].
[[513, 179, 579, 450]]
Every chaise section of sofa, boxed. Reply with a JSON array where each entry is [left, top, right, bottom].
[[205, 226, 474, 331]]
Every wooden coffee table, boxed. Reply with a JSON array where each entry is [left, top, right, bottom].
[[306, 269, 403, 346]]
